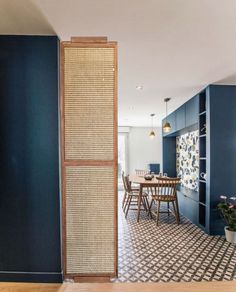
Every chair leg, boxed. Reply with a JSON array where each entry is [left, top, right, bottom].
[[172, 201, 179, 224], [145, 197, 152, 218], [167, 202, 170, 216], [123, 193, 129, 213], [141, 197, 147, 211], [175, 197, 181, 223], [122, 191, 127, 211], [137, 187, 143, 222], [156, 200, 161, 226], [149, 198, 153, 210], [125, 196, 132, 218]]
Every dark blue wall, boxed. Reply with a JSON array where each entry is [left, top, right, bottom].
[[209, 85, 236, 235], [0, 36, 61, 282]]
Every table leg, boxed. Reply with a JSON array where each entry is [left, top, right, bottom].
[[137, 185, 143, 222]]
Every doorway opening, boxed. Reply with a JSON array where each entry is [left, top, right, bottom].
[[118, 133, 128, 190]]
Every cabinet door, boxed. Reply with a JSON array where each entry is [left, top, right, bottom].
[[178, 192, 198, 224], [175, 104, 186, 132], [162, 111, 176, 136], [185, 95, 199, 127]]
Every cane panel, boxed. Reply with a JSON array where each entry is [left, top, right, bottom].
[[65, 166, 115, 274], [64, 47, 115, 161]]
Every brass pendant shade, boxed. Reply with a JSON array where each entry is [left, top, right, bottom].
[[163, 121, 171, 133], [149, 113, 155, 139], [163, 98, 171, 133], [149, 130, 155, 139]]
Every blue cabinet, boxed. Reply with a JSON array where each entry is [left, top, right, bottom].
[[162, 85, 236, 235], [162, 95, 199, 136], [178, 192, 198, 224], [185, 95, 199, 127], [175, 104, 186, 132]]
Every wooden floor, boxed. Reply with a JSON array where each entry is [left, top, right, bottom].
[[1, 281, 236, 292]]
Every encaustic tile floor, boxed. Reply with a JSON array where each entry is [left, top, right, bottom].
[[111, 191, 236, 283]]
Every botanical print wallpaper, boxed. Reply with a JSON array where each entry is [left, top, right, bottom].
[[176, 130, 199, 191]]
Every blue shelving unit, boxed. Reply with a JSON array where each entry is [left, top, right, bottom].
[[162, 85, 236, 235]]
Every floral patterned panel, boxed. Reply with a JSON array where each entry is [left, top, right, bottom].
[[176, 130, 199, 191]]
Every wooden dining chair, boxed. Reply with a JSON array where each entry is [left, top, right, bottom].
[[135, 169, 153, 194], [135, 169, 149, 176], [124, 175, 150, 218], [150, 177, 181, 225], [121, 171, 128, 211], [121, 171, 139, 212]]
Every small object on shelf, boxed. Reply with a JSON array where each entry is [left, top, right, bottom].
[[200, 172, 207, 180], [200, 123, 206, 134]]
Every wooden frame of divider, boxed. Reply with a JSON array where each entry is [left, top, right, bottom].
[[60, 37, 118, 282]]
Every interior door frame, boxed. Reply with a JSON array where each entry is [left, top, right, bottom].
[[60, 38, 118, 281]]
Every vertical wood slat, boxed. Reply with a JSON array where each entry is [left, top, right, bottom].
[[60, 40, 118, 279]]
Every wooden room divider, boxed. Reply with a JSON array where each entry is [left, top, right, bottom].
[[60, 37, 117, 282]]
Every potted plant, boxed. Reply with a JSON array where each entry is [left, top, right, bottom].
[[217, 195, 236, 243]]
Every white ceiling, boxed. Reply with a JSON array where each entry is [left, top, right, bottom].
[[2, 0, 236, 126], [0, 0, 54, 35]]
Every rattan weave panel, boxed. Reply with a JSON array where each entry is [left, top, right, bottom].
[[65, 166, 115, 274], [64, 47, 115, 160]]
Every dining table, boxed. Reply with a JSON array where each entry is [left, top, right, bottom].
[[129, 175, 170, 222]]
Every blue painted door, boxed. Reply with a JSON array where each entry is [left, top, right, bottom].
[[185, 95, 199, 127], [175, 104, 186, 132]]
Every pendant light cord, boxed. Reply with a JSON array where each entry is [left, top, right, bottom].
[[164, 98, 170, 121], [166, 100, 167, 122]]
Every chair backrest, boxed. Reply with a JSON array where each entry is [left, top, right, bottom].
[[154, 177, 181, 200], [122, 171, 128, 192], [135, 169, 149, 176], [124, 175, 132, 193]]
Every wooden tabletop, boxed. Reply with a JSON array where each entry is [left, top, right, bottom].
[[129, 175, 169, 186]]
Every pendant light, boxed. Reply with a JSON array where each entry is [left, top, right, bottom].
[[163, 98, 171, 133], [149, 113, 155, 139]]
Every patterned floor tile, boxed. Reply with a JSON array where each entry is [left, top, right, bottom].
[[111, 191, 236, 283]]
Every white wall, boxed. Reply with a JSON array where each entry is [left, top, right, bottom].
[[127, 127, 162, 174]]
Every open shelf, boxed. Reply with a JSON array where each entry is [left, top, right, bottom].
[[199, 112, 206, 136], [198, 89, 207, 230], [199, 159, 206, 174], [199, 90, 206, 113], [199, 181, 206, 204], [199, 137, 206, 158], [199, 204, 206, 227]]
